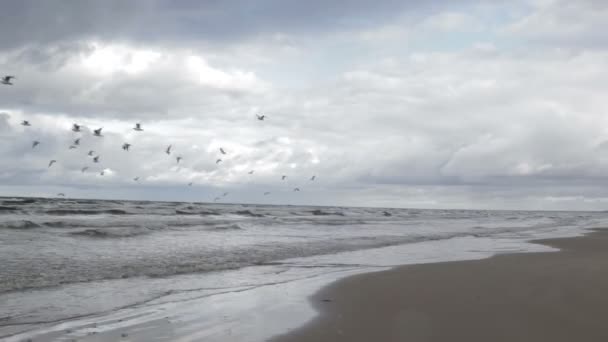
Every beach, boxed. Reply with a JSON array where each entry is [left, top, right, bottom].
[[275, 230, 608, 342]]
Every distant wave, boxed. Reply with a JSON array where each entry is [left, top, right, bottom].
[[310, 209, 345, 216], [0, 206, 20, 212], [213, 223, 245, 230], [69, 226, 153, 238], [1, 198, 37, 205], [175, 209, 221, 216], [45, 209, 131, 216], [0, 220, 41, 229], [233, 210, 264, 217]]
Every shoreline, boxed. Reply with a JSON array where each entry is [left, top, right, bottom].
[[274, 229, 608, 342]]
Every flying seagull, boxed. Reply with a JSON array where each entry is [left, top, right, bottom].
[[219, 147, 227, 155], [282, 175, 287, 180], [21, 120, 31, 126], [74, 138, 80, 145], [122, 143, 131, 151], [1, 75, 15, 85], [93, 156, 100, 163], [165, 145, 172, 155], [188, 182, 193, 186], [69, 145, 77, 149], [216, 159, 222, 164], [100, 170, 105, 176], [310, 175, 316, 181], [32, 141, 40, 148], [248, 170, 254, 174], [256, 114, 266, 121], [176, 156, 182, 164], [293, 188, 300, 192], [72, 123, 81, 132], [223, 192, 229, 197], [81, 167, 88, 173], [134, 177, 140, 182], [133, 123, 143, 131], [93, 128, 103, 137], [57, 193, 65, 197], [48, 160, 56, 168], [87, 150, 95, 156], [264, 192, 271, 196]]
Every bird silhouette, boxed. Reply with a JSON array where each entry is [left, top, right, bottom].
[[93, 128, 103, 137], [93, 156, 100, 163], [21, 120, 31, 126], [216, 159, 222, 164], [1, 75, 15, 85], [32, 141, 40, 148], [133, 123, 143, 131], [122, 143, 131, 151], [256, 114, 266, 121], [48, 160, 56, 168], [165, 145, 172, 155], [72, 123, 81, 132], [220, 147, 227, 155]]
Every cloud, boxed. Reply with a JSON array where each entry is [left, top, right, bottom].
[[2, 0, 608, 209]]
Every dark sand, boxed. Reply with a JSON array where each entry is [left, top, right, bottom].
[[274, 230, 608, 342]]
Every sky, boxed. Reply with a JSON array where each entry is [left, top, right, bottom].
[[1, 0, 608, 210]]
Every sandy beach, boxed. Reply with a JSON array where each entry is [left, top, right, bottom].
[[275, 229, 608, 342]]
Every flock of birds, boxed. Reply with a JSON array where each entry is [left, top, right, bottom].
[[5, 75, 317, 201]]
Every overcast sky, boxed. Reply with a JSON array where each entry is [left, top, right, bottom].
[[1, 0, 608, 210]]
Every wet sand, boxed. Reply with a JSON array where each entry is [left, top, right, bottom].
[[275, 229, 608, 342]]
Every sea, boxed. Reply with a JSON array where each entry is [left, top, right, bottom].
[[1, 196, 606, 341]]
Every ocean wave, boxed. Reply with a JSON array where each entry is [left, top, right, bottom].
[[0, 220, 42, 229], [45, 209, 131, 216], [1, 198, 37, 205], [0, 206, 20, 212], [310, 209, 345, 216], [69, 226, 153, 238], [213, 223, 245, 230], [175, 209, 221, 216], [233, 210, 264, 217]]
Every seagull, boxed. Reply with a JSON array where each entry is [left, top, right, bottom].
[[133, 123, 143, 131], [165, 145, 172, 155], [81, 167, 88, 173], [134, 177, 140, 182], [87, 150, 95, 156], [248, 170, 255, 174], [310, 175, 316, 181], [93, 156, 100, 163], [100, 170, 105, 176], [57, 193, 65, 197], [32, 141, 40, 148], [293, 188, 300, 192], [74, 138, 80, 145], [69, 145, 77, 149], [282, 175, 287, 180], [1, 75, 15, 85], [256, 114, 266, 121], [122, 143, 131, 151], [188, 182, 193, 186], [176, 156, 182, 164], [264, 192, 271, 195], [223, 192, 229, 197], [216, 159, 222, 164], [72, 123, 81, 132], [21, 120, 31, 126], [48, 160, 56, 168], [93, 128, 103, 137], [219, 147, 227, 155]]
